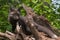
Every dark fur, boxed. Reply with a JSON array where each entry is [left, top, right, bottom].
[[8, 7, 20, 33]]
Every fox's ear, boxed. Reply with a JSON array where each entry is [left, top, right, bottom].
[[17, 7, 20, 12], [17, 7, 21, 12], [9, 6, 15, 12], [17, 6, 22, 12]]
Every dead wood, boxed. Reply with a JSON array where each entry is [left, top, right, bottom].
[[22, 3, 58, 39], [22, 3, 41, 40], [22, 3, 54, 32], [0, 31, 16, 40]]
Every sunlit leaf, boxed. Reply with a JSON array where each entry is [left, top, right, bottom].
[[32, 0, 38, 3]]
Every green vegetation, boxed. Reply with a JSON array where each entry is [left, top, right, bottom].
[[0, 0, 60, 32]]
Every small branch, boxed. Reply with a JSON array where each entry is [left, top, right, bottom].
[[0, 31, 16, 40]]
